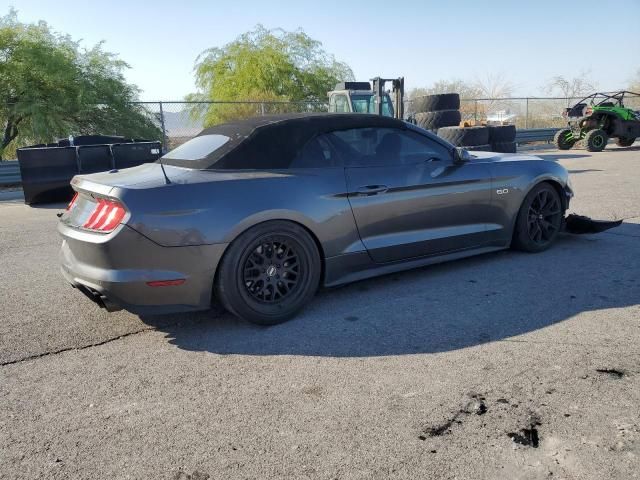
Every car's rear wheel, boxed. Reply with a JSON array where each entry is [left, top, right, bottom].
[[215, 221, 321, 325], [616, 136, 636, 147], [512, 183, 563, 253]]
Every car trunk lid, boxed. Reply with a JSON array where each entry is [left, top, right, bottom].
[[60, 163, 187, 232]]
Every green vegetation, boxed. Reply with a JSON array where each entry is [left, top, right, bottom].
[[188, 25, 354, 125], [0, 10, 160, 160]]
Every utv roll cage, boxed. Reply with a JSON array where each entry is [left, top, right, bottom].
[[572, 91, 640, 108]]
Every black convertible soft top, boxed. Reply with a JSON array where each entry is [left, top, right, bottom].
[[160, 113, 408, 170]]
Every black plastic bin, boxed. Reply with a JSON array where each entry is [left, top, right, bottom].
[[17, 136, 161, 205]]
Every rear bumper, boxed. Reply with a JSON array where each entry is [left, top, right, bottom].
[[59, 223, 228, 315]]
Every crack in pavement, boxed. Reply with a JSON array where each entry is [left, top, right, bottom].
[[0, 326, 157, 367], [3, 316, 638, 367]]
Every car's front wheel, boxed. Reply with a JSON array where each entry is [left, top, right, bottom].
[[512, 183, 563, 253], [215, 221, 321, 325]]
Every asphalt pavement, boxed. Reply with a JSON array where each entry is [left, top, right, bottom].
[[1, 145, 639, 479]]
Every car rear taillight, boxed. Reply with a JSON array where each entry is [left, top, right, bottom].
[[82, 198, 127, 232], [66, 192, 79, 211]]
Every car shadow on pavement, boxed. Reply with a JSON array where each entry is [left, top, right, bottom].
[[140, 223, 640, 357]]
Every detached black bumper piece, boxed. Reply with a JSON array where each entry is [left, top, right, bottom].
[[565, 214, 623, 234]]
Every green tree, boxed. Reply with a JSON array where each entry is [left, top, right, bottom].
[[188, 25, 354, 125], [0, 10, 161, 160]]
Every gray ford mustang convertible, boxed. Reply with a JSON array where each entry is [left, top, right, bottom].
[[59, 113, 573, 324]]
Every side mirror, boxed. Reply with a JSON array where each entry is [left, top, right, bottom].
[[453, 147, 470, 165]]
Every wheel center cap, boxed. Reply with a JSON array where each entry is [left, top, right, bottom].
[[538, 214, 544, 220], [266, 265, 277, 277]]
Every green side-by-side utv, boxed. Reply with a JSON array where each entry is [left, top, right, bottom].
[[554, 91, 640, 151]]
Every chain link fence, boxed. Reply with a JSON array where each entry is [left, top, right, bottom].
[[406, 96, 592, 129], [136, 101, 326, 151], [142, 96, 640, 151], [7, 96, 626, 153]]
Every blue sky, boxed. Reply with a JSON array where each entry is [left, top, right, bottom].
[[5, 0, 640, 100]]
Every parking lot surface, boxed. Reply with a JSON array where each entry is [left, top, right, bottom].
[[1, 146, 639, 479]]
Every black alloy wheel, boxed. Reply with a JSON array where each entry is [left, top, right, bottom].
[[513, 183, 563, 253], [526, 189, 562, 245], [242, 236, 301, 303], [215, 221, 321, 325]]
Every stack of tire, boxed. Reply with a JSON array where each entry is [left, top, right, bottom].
[[488, 125, 517, 153], [436, 124, 516, 153], [413, 93, 461, 132], [414, 93, 517, 153]]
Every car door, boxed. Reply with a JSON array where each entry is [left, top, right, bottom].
[[329, 127, 494, 263]]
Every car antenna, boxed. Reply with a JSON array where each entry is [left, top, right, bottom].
[[158, 153, 172, 185]]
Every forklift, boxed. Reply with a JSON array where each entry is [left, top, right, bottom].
[[328, 77, 405, 119]]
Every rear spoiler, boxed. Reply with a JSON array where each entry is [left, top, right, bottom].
[[70, 175, 118, 198]]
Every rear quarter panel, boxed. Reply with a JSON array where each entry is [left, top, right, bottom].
[[121, 168, 364, 258]]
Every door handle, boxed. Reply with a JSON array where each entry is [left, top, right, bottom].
[[355, 185, 389, 195]]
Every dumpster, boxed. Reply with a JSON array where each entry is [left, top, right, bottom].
[[17, 136, 161, 205]]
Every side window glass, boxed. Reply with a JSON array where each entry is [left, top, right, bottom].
[[329, 128, 451, 167], [397, 130, 450, 163], [290, 135, 341, 168]]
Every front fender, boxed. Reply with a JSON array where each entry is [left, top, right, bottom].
[[490, 160, 570, 241]]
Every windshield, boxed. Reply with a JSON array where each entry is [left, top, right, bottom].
[[350, 94, 394, 117], [162, 134, 230, 161]]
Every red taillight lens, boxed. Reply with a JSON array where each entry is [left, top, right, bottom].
[[66, 192, 79, 211], [82, 198, 127, 232]]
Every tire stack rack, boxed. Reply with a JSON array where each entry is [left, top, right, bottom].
[[413, 93, 517, 153]]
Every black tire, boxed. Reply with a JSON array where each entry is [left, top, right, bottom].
[[465, 144, 492, 152], [616, 137, 636, 147], [215, 221, 321, 325], [512, 183, 563, 253], [492, 141, 517, 153], [436, 126, 490, 147], [554, 129, 575, 150], [414, 110, 461, 131], [413, 93, 460, 112], [584, 129, 608, 152], [488, 125, 516, 143]]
